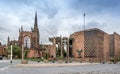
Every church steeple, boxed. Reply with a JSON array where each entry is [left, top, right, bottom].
[[33, 11, 39, 49], [34, 11, 38, 30]]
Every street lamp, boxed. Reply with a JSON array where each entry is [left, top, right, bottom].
[[22, 44, 24, 61], [10, 45, 12, 63], [83, 13, 86, 31], [21, 44, 28, 64], [83, 13, 86, 62]]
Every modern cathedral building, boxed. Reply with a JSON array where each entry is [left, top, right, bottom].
[[70, 28, 120, 62], [7, 12, 120, 62]]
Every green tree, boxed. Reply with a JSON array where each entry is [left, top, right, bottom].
[[7, 45, 21, 58]]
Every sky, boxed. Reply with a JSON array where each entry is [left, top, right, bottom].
[[0, 0, 120, 44]]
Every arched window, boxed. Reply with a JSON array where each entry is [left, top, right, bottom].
[[24, 36, 31, 48]]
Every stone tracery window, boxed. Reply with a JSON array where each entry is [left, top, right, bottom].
[[24, 36, 31, 48]]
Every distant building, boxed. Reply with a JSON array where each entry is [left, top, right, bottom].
[[0, 42, 6, 56], [7, 37, 19, 46], [49, 37, 69, 58]]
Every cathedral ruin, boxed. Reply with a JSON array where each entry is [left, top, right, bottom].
[[7, 12, 120, 62]]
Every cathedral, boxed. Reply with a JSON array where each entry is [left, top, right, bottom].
[[7, 12, 120, 62], [7, 12, 40, 58], [19, 12, 39, 50]]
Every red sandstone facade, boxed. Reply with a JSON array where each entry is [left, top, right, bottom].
[[6, 12, 120, 61], [70, 31, 84, 60], [109, 32, 120, 61], [0, 42, 6, 56], [7, 12, 40, 58], [70, 28, 110, 61]]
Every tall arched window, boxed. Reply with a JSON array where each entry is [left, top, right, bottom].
[[24, 36, 31, 48]]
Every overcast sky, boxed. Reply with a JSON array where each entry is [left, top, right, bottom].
[[0, 0, 120, 44]]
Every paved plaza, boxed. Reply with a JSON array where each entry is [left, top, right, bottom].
[[0, 60, 120, 74], [0, 60, 20, 70]]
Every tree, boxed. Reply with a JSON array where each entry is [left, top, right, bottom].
[[7, 45, 21, 58]]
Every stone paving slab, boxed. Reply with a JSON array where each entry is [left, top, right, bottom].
[[0, 60, 20, 70], [14, 63, 98, 67], [0, 64, 120, 74], [0, 61, 120, 74]]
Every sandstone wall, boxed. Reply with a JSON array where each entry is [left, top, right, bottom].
[[70, 31, 84, 59], [113, 32, 120, 60], [103, 33, 110, 61]]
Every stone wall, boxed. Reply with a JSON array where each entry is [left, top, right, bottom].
[[109, 34, 114, 58], [0, 46, 5, 56], [103, 33, 110, 61], [70, 31, 84, 60], [27, 49, 38, 58], [113, 32, 120, 60], [0, 47, 3, 55], [70, 28, 110, 61]]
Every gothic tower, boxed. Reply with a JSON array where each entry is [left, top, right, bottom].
[[33, 11, 39, 49], [7, 36, 10, 46], [18, 11, 40, 50]]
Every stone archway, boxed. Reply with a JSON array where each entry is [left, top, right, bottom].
[[24, 36, 31, 48]]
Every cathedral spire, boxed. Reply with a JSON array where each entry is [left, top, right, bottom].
[[34, 11, 38, 29]]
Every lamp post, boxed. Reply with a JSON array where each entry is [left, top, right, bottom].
[[60, 35, 63, 57], [67, 37, 69, 59], [10, 45, 12, 63], [22, 44, 24, 61], [83, 13, 86, 61], [83, 13, 86, 31]]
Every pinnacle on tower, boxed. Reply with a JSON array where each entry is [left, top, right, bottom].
[[31, 27, 33, 32], [7, 36, 10, 42], [34, 11, 38, 28], [21, 26, 23, 31], [19, 28, 21, 33]]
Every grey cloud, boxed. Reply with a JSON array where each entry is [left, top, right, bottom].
[[0, 26, 8, 32], [31, 0, 59, 19], [66, 0, 120, 15], [71, 24, 84, 33], [40, 21, 60, 36], [86, 22, 106, 29], [0, 0, 119, 45], [68, 0, 120, 9], [71, 21, 106, 33], [40, 24, 59, 43]]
